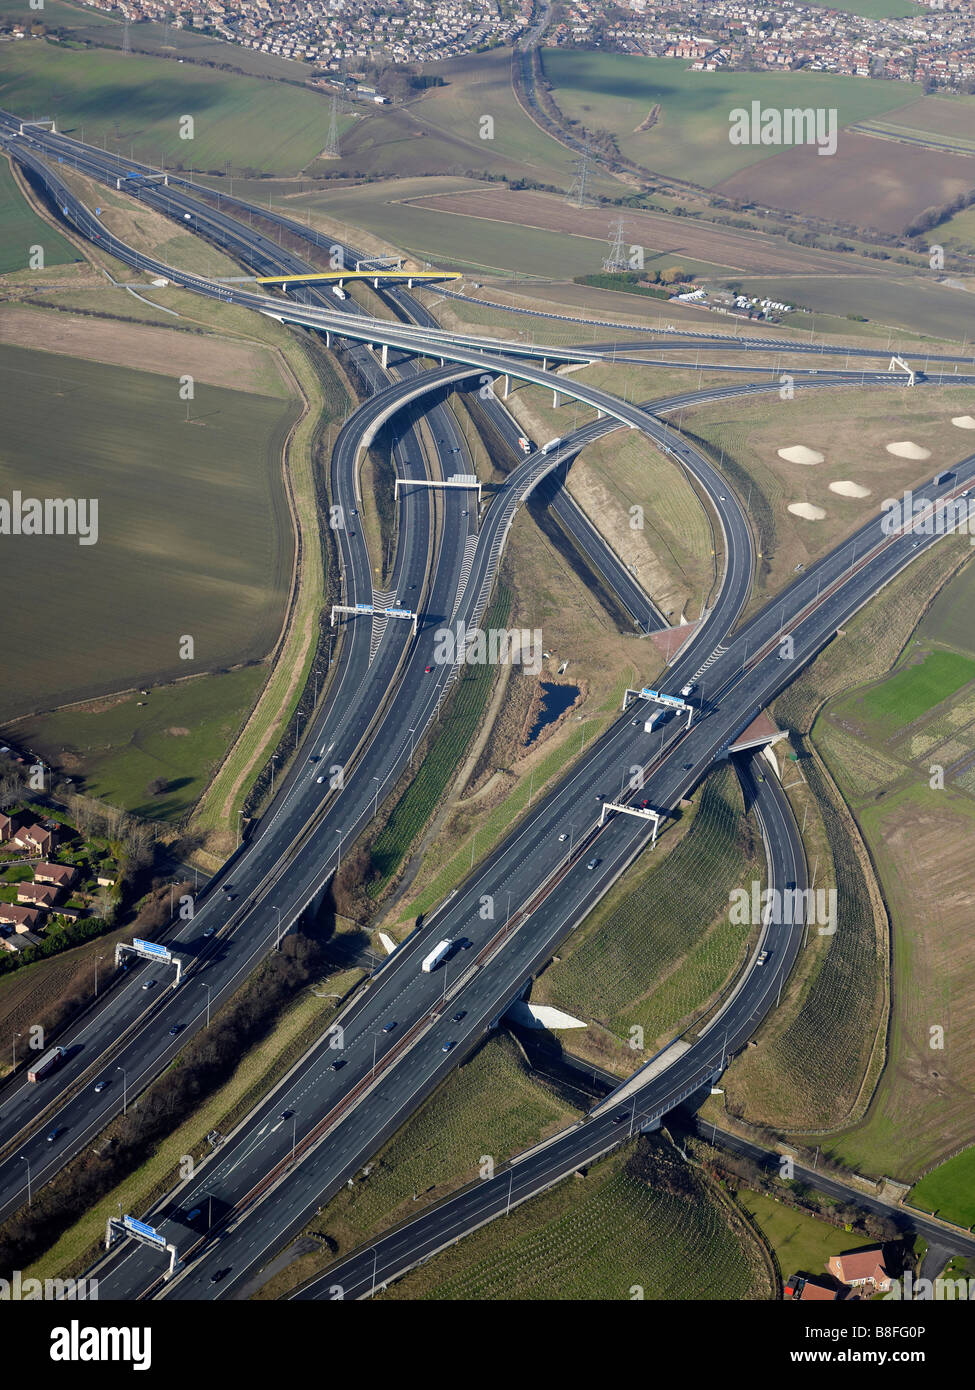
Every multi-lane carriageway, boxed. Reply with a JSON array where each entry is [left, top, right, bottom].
[[3, 117, 975, 1295]]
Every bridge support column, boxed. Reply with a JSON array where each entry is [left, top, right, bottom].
[[381, 343, 389, 369], [502, 374, 510, 398], [552, 390, 561, 409]]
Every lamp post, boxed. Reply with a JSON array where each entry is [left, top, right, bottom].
[[117, 1065, 127, 1115], [21, 1155, 31, 1208]]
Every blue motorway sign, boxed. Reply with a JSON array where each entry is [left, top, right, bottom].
[[122, 1215, 167, 1247], [132, 938, 171, 961]]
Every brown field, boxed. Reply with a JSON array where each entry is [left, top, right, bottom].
[[683, 383, 975, 613], [881, 94, 975, 141], [716, 131, 975, 235], [410, 188, 885, 278], [0, 305, 290, 396]]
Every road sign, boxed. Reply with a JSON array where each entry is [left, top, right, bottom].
[[122, 1215, 167, 1248], [132, 938, 171, 961], [641, 687, 686, 711]]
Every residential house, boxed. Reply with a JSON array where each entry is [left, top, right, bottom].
[[827, 1249, 892, 1293], [34, 861, 77, 889]]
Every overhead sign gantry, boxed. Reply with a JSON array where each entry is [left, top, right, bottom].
[[115, 937, 182, 986]]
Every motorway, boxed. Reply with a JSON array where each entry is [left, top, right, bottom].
[[4, 114, 974, 1299]]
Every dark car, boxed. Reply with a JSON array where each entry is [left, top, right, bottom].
[[210, 1268, 231, 1284], [452, 1011, 466, 1024], [46, 1127, 63, 1143], [169, 1024, 182, 1036], [442, 1040, 456, 1053], [612, 1111, 628, 1125], [382, 1021, 397, 1034], [330, 1058, 346, 1071], [222, 884, 233, 893]]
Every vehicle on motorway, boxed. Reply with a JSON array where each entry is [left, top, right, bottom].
[[452, 1011, 466, 1023], [613, 1111, 628, 1125], [517, 435, 532, 455], [442, 1040, 456, 1053], [330, 1059, 346, 1071], [222, 884, 233, 893], [541, 438, 561, 454], [424, 665, 433, 673], [757, 951, 768, 966], [46, 1126, 63, 1143], [558, 832, 568, 842], [142, 979, 156, 990], [586, 858, 600, 871], [316, 775, 327, 784], [94, 1079, 108, 1093], [331, 286, 347, 300], [210, 1268, 231, 1283], [421, 939, 453, 973], [383, 1021, 397, 1033], [204, 926, 216, 938], [27, 1045, 67, 1084], [169, 1025, 183, 1036], [186, 1208, 201, 1222], [680, 682, 697, 698]]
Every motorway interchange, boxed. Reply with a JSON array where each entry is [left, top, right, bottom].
[[2, 112, 975, 1299]]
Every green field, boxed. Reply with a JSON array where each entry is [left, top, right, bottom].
[[801, 0, 920, 15], [856, 649, 975, 733], [0, 0, 117, 26], [305, 1035, 579, 1259], [0, 341, 300, 720], [737, 1189, 869, 1282], [13, 666, 266, 821], [537, 765, 760, 1058], [386, 1146, 770, 1300], [0, 153, 77, 273], [909, 1148, 975, 1228], [0, 43, 331, 174], [541, 51, 917, 187]]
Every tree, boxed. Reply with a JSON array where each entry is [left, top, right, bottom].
[[146, 777, 168, 797]]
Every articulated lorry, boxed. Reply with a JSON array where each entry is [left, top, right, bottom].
[[28, 1045, 66, 1083], [421, 939, 453, 973]]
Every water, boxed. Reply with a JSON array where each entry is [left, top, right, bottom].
[[526, 682, 580, 745]]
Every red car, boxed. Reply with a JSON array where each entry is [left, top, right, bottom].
[[424, 665, 433, 673]]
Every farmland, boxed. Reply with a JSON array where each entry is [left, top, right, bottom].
[[717, 130, 974, 236], [0, 341, 300, 720], [0, 154, 77, 274], [384, 1142, 772, 1300], [909, 1148, 975, 1229], [541, 51, 916, 187], [0, 43, 331, 174], [801, 557, 975, 1178], [410, 188, 890, 282], [11, 665, 267, 821]]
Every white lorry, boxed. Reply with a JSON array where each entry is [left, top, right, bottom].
[[331, 285, 347, 300], [421, 939, 453, 973]]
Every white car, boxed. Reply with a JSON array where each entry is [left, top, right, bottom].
[[680, 682, 697, 698], [558, 832, 568, 842]]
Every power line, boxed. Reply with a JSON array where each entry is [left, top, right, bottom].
[[603, 215, 628, 272], [566, 138, 592, 209]]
